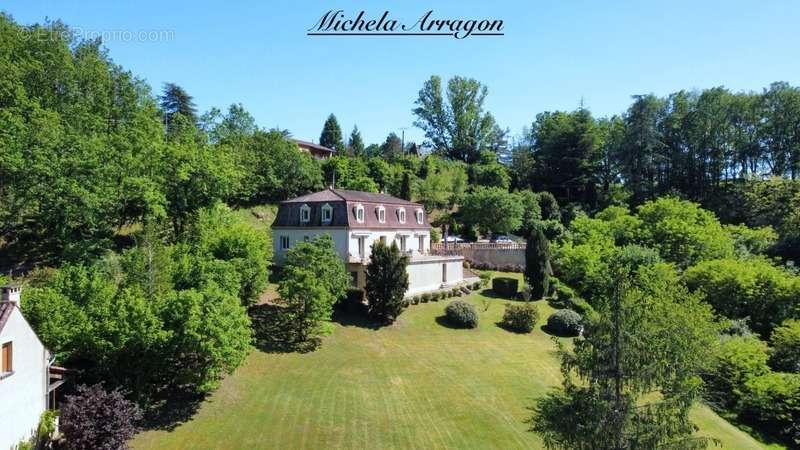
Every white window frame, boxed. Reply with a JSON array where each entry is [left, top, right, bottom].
[[416, 209, 424, 224], [354, 204, 365, 223], [377, 205, 386, 223], [300, 204, 311, 223], [321, 203, 333, 223], [397, 208, 406, 224], [280, 236, 290, 250]]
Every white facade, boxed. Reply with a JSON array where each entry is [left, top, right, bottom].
[[405, 256, 465, 295], [273, 228, 431, 265], [0, 303, 51, 449]]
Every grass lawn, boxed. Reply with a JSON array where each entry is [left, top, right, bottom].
[[133, 272, 772, 450]]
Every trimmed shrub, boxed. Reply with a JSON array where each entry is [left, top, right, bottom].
[[451, 288, 460, 297], [444, 300, 479, 328], [471, 281, 481, 290], [421, 293, 431, 302], [555, 283, 576, 301], [547, 309, 582, 336], [501, 303, 539, 333], [492, 277, 519, 298], [740, 372, 800, 446], [547, 277, 560, 297]]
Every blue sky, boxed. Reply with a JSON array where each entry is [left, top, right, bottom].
[[4, 0, 800, 145]]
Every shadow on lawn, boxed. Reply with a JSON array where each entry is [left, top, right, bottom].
[[331, 309, 383, 330], [248, 303, 319, 353], [142, 388, 206, 432]]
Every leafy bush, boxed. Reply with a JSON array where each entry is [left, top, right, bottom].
[[547, 277, 559, 297], [444, 300, 479, 328], [471, 281, 481, 290], [546, 309, 582, 336], [421, 293, 431, 302], [684, 258, 800, 337], [60, 384, 142, 450], [492, 277, 519, 298], [740, 372, 800, 446], [555, 283, 576, 301], [567, 297, 596, 319], [770, 319, 800, 373], [704, 336, 771, 409], [636, 197, 734, 267], [479, 272, 492, 287], [501, 303, 539, 333], [451, 288, 460, 297], [412, 296, 420, 305]]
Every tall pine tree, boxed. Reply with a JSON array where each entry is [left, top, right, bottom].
[[399, 172, 412, 200], [525, 226, 551, 299], [320, 113, 345, 152], [348, 125, 365, 156], [160, 82, 197, 132]]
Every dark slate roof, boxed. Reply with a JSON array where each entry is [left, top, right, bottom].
[[273, 188, 429, 229], [0, 302, 13, 334], [293, 139, 335, 155]]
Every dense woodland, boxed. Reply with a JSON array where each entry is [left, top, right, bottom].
[[1, 14, 799, 448]]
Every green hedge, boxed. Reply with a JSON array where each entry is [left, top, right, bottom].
[[492, 277, 519, 298], [444, 300, 479, 328]]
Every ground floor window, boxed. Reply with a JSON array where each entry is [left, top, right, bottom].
[[350, 271, 359, 287], [418, 235, 425, 253], [280, 236, 290, 250], [1, 341, 12, 374], [399, 236, 407, 252]]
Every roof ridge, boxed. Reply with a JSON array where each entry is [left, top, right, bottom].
[[329, 187, 347, 201]]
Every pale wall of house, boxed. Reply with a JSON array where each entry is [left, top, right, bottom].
[[272, 228, 350, 264], [0, 307, 48, 449], [406, 257, 464, 295], [347, 256, 465, 295], [272, 228, 430, 265]]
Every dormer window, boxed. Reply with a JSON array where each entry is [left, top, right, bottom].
[[398, 208, 406, 224], [354, 204, 364, 223], [377, 205, 386, 223], [300, 204, 311, 223], [416, 209, 424, 224], [321, 203, 333, 223]]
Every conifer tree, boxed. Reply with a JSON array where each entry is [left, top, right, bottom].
[[399, 172, 412, 200], [365, 241, 409, 323], [525, 226, 551, 299], [348, 125, 365, 156], [320, 113, 345, 152]]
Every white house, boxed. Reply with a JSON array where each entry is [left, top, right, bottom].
[[0, 284, 55, 449], [272, 188, 471, 295]]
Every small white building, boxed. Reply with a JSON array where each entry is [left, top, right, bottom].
[[272, 188, 470, 295], [0, 284, 54, 449]]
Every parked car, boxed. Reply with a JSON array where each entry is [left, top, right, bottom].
[[491, 235, 514, 244], [442, 235, 465, 243]]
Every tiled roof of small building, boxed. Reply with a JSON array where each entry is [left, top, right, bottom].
[[0, 302, 13, 334]]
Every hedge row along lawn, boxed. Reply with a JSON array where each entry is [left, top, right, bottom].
[[133, 272, 773, 450]]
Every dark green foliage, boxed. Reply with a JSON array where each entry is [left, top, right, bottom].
[[525, 227, 551, 299], [740, 373, 800, 446], [546, 309, 582, 337], [365, 241, 409, 323], [342, 288, 366, 314], [501, 303, 539, 333], [444, 300, 479, 328], [399, 172, 412, 200], [491, 277, 519, 298], [459, 187, 524, 236], [769, 319, 800, 373], [319, 113, 344, 152], [60, 384, 143, 450], [532, 276, 720, 449], [348, 125, 365, 156], [421, 293, 431, 302]]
